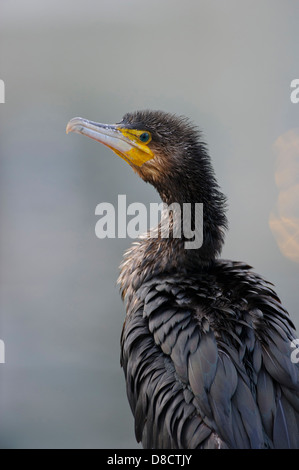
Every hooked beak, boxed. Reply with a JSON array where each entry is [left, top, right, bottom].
[[66, 117, 154, 167]]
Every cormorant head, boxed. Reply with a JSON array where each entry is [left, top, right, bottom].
[[66, 110, 219, 206], [67, 109, 227, 261]]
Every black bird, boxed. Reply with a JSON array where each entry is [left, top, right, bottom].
[[66, 110, 299, 449]]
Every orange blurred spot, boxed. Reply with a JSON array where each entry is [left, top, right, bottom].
[[270, 129, 299, 263]]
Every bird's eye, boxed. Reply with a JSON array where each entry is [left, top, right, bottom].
[[139, 132, 150, 143]]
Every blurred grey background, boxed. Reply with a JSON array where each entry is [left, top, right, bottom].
[[0, 0, 298, 449]]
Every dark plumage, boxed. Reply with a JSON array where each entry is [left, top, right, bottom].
[[67, 109, 299, 449]]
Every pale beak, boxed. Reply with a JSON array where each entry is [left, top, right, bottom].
[[66, 117, 154, 167]]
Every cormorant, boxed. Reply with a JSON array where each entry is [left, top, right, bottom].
[[66, 110, 299, 449]]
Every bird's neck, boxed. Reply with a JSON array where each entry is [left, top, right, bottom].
[[151, 172, 227, 270], [119, 173, 227, 301]]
